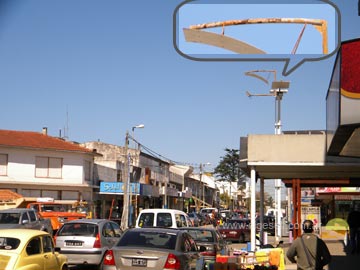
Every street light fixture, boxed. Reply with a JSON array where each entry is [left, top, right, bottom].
[[132, 124, 145, 150]]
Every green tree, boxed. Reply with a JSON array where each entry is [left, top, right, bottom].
[[214, 148, 246, 209], [214, 148, 245, 184]]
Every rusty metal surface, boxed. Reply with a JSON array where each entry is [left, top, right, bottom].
[[189, 18, 326, 29]]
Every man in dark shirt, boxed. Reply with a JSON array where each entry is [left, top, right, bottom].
[[287, 220, 331, 270], [347, 206, 360, 254]]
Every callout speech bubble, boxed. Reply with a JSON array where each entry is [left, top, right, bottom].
[[173, 0, 340, 76]]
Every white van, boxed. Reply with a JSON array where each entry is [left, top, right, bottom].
[[135, 208, 192, 228]]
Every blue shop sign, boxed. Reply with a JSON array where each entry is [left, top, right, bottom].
[[100, 182, 140, 195]]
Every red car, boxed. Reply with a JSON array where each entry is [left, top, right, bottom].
[[218, 219, 251, 243]]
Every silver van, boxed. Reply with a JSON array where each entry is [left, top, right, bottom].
[[135, 208, 192, 228]]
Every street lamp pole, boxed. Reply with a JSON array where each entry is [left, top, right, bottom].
[[271, 81, 289, 242], [131, 124, 144, 221], [120, 131, 130, 231], [245, 72, 289, 243]]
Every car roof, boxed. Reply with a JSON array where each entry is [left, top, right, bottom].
[[125, 227, 181, 234], [181, 227, 216, 232], [0, 208, 30, 213], [0, 229, 49, 238], [138, 209, 187, 214], [62, 218, 114, 225]]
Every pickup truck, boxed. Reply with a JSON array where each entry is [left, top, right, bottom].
[[0, 208, 53, 235], [27, 202, 86, 234]]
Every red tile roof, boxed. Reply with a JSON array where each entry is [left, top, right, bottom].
[[0, 129, 95, 154]]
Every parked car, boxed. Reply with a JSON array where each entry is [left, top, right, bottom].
[[256, 215, 276, 236], [181, 227, 230, 265], [0, 208, 53, 235], [135, 208, 192, 228], [217, 218, 251, 243], [54, 219, 122, 268], [0, 229, 68, 270], [187, 212, 202, 227], [102, 227, 203, 270]]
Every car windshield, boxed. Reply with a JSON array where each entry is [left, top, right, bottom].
[[57, 223, 98, 236], [117, 231, 177, 249], [0, 213, 20, 224], [185, 230, 214, 242], [0, 237, 20, 250], [41, 204, 72, 212]]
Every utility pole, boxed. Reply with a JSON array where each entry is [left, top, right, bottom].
[[120, 131, 130, 231]]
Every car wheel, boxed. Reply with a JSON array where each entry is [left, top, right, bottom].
[[238, 234, 245, 243]]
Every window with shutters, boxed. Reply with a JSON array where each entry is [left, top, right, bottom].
[[0, 154, 8, 176], [35, 157, 62, 178]]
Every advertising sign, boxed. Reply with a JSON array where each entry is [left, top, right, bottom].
[[301, 206, 321, 236]]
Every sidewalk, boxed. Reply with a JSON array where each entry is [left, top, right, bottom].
[[281, 236, 359, 270]]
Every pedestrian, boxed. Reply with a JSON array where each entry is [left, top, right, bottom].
[[286, 220, 331, 270], [347, 205, 360, 254]]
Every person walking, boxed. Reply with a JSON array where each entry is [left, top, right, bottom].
[[347, 205, 360, 254], [286, 220, 331, 270]]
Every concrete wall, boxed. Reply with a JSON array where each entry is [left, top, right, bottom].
[[248, 133, 327, 164]]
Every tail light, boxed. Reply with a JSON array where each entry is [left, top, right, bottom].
[[164, 253, 180, 269], [200, 250, 216, 256], [93, 233, 101, 248], [200, 245, 216, 257], [103, 250, 115, 265]]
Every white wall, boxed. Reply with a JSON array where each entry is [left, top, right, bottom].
[[0, 147, 90, 185]]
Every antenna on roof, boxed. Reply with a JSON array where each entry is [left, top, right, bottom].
[[63, 106, 69, 141]]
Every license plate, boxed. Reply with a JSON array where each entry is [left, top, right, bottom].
[[65, 241, 83, 247], [132, 258, 147, 267]]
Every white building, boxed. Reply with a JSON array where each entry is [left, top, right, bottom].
[[0, 128, 99, 202]]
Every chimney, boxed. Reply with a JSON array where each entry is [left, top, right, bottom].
[[42, 127, 48, 135]]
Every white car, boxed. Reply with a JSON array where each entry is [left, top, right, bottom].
[[135, 208, 192, 228]]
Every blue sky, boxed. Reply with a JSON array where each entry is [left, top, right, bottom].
[[0, 0, 359, 175]]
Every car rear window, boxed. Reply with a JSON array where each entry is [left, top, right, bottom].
[[57, 223, 98, 236], [138, 213, 155, 227], [0, 237, 20, 250], [156, 213, 172, 227], [117, 231, 177, 249], [186, 230, 214, 242]]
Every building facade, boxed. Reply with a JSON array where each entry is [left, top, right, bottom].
[[0, 128, 98, 209]]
